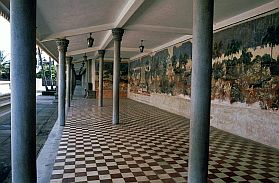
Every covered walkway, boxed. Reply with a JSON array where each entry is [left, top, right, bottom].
[[50, 86, 279, 183]]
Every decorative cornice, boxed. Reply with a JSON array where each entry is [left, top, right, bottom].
[[56, 39, 69, 52], [112, 28, 124, 41]]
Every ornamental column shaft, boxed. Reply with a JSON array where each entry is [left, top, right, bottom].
[[87, 59, 92, 88], [71, 64, 75, 99], [92, 59, 96, 91], [83, 54, 87, 96], [55, 64, 59, 100], [66, 57, 72, 110], [188, 0, 214, 182], [11, 0, 37, 182], [98, 50, 105, 107], [87, 59, 96, 98], [112, 28, 124, 125], [56, 39, 69, 126]]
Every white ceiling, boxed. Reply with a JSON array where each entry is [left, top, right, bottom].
[[1, 0, 278, 67]]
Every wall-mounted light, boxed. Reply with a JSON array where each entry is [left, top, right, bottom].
[[139, 40, 144, 53], [87, 33, 94, 47]]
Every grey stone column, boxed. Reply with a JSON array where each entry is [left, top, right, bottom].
[[66, 56, 72, 109], [55, 64, 59, 100], [70, 64, 74, 99], [83, 54, 87, 96], [81, 72, 84, 88], [56, 39, 69, 126], [72, 64, 76, 98], [98, 50, 105, 107], [86, 58, 90, 90], [87, 59, 96, 98], [188, 0, 214, 182], [87, 59, 92, 89], [92, 59, 96, 91], [112, 28, 124, 125], [10, 0, 37, 182]]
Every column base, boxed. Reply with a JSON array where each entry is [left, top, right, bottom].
[[87, 90, 96, 99]]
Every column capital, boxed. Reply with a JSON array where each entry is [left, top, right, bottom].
[[66, 56, 73, 63], [98, 50, 106, 58], [112, 28, 124, 41], [56, 39, 69, 52]]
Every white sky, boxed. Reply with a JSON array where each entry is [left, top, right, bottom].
[[0, 16, 11, 60], [0, 16, 54, 63]]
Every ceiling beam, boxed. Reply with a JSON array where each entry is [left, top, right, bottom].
[[130, 0, 279, 61], [72, 57, 129, 64], [106, 47, 152, 52], [36, 39, 58, 61], [67, 46, 150, 57], [66, 46, 99, 56], [129, 35, 192, 61], [125, 24, 192, 34], [213, 0, 279, 31], [0, 1, 10, 20], [61, 0, 146, 58], [0, 2, 58, 61], [41, 23, 114, 42], [98, 0, 145, 51]]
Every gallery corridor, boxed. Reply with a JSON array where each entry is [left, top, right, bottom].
[[49, 87, 279, 183]]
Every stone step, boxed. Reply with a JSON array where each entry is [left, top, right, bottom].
[[0, 94, 10, 102], [0, 94, 11, 117]]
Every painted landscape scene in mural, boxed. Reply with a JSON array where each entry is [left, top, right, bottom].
[[96, 62, 128, 92], [129, 12, 279, 110]]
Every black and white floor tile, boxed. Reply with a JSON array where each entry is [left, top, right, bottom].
[[50, 98, 279, 183]]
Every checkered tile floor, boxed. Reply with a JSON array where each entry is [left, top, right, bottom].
[[50, 96, 279, 182]]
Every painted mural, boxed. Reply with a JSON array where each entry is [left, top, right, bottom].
[[129, 12, 279, 110], [96, 62, 128, 92]]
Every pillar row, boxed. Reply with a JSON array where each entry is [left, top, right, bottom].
[[112, 28, 124, 125], [188, 0, 214, 182], [98, 50, 105, 107], [56, 39, 69, 126]]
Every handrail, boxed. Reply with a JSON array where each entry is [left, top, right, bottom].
[[0, 81, 11, 96], [0, 81, 10, 85], [0, 93, 11, 117]]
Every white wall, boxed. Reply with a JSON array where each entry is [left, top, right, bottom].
[[128, 92, 279, 149]]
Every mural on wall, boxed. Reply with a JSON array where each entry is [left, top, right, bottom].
[[129, 12, 279, 110], [96, 62, 128, 91]]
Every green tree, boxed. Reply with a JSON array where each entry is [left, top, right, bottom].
[[0, 51, 6, 72], [0, 51, 10, 80], [262, 25, 279, 59]]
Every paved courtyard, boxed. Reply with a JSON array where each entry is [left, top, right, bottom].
[[0, 95, 58, 183], [50, 89, 279, 183]]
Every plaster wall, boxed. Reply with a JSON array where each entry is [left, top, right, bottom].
[[128, 92, 279, 148], [128, 12, 279, 149]]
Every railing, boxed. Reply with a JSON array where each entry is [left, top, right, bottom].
[[0, 81, 11, 117], [0, 93, 10, 117], [0, 81, 11, 95]]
